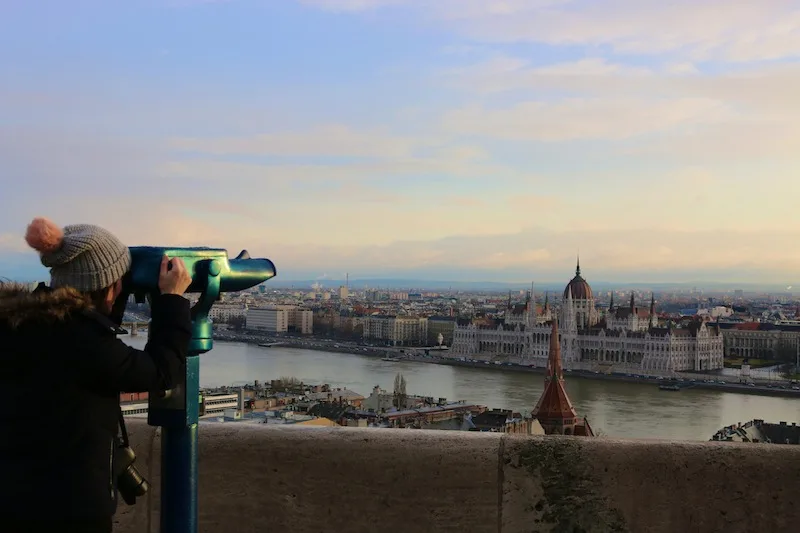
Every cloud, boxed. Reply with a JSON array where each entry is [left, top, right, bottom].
[[305, 0, 800, 62], [443, 196, 485, 208], [170, 125, 420, 159], [441, 98, 730, 141], [247, 225, 800, 283], [0, 234, 27, 253], [439, 57, 800, 159], [444, 56, 800, 112], [296, 0, 406, 12], [440, 56, 652, 94]]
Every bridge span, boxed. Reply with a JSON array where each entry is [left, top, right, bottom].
[[120, 321, 148, 336]]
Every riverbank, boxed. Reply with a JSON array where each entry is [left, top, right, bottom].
[[435, 359, 800, 398], [212, 331, 800, 399]]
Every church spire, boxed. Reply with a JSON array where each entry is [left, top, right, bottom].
[[547, 319, 564, 380], [649, 293, 657, 328], [576, 255, 581, 277], [630, 292, 635, 312], [527, 282, 536, 326], [609, 292, 614, 310], [532, 318, 579, 432]]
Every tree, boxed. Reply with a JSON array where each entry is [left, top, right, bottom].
[[227, 315, 246, 330], [340, 319, 354, 339], [775, 344, 797, 364], [393, 373, 407, 409], [275, 376, 303, 393]]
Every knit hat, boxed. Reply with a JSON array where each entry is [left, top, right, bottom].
[[24, 217, 131, 292]]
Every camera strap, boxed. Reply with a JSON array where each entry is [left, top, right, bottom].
[[118, 407, 131, 448]]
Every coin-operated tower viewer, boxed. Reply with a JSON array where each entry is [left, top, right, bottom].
[[118, 247, 276, 533]]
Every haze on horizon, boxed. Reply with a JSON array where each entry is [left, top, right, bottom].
[[2, 1, 799, 286]]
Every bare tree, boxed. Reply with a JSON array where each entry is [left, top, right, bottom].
[[227, 315, 246, 330], [393, 373, 408, 409], [276, 376, 303, 393]]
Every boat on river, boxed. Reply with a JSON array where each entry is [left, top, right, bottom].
[[381, 357, 401, 362], [659, 384, 682, 391]]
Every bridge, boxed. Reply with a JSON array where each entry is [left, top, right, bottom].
[[116, 419, 800, 533], [120, 321, 148, 336]]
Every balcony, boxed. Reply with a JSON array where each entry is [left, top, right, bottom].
[[117, 419, 800, 532]]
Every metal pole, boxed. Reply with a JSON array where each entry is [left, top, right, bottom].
[[133, 247, 274, 533], [149, 264, 219, 533], [159, 354, 201, 533]]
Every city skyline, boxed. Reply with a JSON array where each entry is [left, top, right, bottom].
[[2, 1, 800, 283]]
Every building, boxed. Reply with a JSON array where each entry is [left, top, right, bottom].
[[364, 315, 428, 346], [361, 385, 445, 412], [718, 322, 800, 360], [711, 419, 800, 444], [427, 316, 457, 346], [285, 307, 313, 334], [306, 388, 365, 409], [532, 319, 594, 436], [450, 261, 724, 374], [246, 305, 313, 334], [202, 393, 240, 416], [120, 402, 149, 418], [246, 307, 288, 333], [563, 259, 599, 329], [209, 303, 247, 323], [121, 392, 241, 419], [606, 294, 657, 331], [468, 409, 545, 435]]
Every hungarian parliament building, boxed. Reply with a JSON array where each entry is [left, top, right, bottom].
[[450, 262, 724, 373]]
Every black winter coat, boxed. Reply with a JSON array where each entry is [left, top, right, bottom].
[[0, 284, 191, 527]]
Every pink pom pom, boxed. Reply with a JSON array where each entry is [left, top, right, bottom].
[[25, 217, 64, 253]]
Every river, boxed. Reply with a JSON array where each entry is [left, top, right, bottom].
[[122, 336, 800, 441]]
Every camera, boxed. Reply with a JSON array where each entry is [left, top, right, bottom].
[[114, 439, 150, 505]]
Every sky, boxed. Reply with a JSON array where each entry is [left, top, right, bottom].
[[1, 0, 800, 285]]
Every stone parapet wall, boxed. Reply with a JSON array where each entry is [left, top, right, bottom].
[[117, 420, 800, 533]]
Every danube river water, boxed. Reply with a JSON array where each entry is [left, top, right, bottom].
[[123, 337, 800, 441]]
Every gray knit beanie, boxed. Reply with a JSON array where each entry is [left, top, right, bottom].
[[25, 217, 131, 292]]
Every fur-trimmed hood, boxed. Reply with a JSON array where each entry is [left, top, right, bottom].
[[0, 283, 93, 329]]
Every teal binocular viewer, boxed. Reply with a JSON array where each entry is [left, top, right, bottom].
[[125, 246, 276, 297], [117, 246, 276, 533], [119, 246, 276, 353]]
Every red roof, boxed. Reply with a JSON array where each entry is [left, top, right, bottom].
[[533, 319, 578, 421]]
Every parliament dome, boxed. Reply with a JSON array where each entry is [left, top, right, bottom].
[[563, 259, 593, 300]]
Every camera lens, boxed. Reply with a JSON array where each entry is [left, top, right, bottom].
[[119, 464, 150, 496], [115, 446, 150, 505]]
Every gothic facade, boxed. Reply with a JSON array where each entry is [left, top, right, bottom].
[[450, 263, 724, 373]]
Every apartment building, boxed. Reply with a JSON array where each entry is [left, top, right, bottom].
[[246, 305, 313, 334], [427, 316, 457, 346], [209, 303, 247, 323], [364, 315, 428, 346], [247, 307, 288, 333]]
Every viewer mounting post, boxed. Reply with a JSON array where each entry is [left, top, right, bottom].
[[122, 247, 276, 533]]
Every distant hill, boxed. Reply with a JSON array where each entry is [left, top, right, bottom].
[[2, 255, 794, 294], [268, 278, 794, 293]]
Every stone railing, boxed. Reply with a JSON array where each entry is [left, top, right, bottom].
[[116, 419, 800, 533]]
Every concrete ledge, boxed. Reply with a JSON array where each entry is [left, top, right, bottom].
[[116, 420, 800, 533]]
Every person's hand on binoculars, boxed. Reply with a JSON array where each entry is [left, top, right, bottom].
[[158, 255, 192, 296]]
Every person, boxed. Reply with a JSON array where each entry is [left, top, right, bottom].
[[0, 217, 193, 533]]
